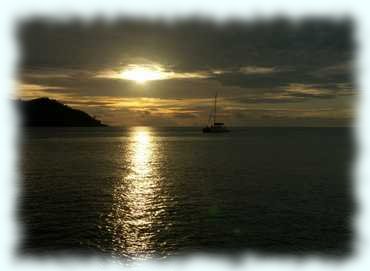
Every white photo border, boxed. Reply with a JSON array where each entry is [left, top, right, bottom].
[[1, 0, 369, 270]]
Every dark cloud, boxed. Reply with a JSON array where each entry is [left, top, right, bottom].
[[209, 64, 353, 91], [19, 18, 353, 72]]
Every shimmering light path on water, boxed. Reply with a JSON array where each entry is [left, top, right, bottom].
[[110, 127, 166, 258]]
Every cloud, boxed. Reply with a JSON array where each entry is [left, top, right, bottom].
[[19, 19, 352, 71]]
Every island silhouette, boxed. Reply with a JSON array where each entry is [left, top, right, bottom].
[[17, 97, 107, 127]]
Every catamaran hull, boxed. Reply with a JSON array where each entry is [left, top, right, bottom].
[[202, 127, 230, 133]]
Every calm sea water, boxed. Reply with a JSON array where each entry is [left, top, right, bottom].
[[19, 127, 353, 259]]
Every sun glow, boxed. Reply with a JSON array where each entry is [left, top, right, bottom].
[[120, 65, 166, 84], [96, 63, 209, 83]]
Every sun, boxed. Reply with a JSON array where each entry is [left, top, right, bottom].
[[120, 65, 166, 84]]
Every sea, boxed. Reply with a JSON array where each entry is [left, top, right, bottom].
[[19, 127, 354, 259]]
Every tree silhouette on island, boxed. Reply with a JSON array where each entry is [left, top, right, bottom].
[[16, 97, 107, 127]]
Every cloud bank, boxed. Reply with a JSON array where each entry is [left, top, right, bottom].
[[17, 19, 354, 126]]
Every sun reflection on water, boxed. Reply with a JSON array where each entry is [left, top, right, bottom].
[[109, 127, 164, 259]]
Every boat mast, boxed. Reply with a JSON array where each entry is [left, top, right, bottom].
[[213, 92, 218, 125], [207, 112, 212, 126]]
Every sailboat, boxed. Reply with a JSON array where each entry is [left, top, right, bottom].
[[202, 92, 230, 133]]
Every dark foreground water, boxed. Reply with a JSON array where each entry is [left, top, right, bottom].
[[19, 127, 353, 259]]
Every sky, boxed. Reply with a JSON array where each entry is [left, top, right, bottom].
[[18, 18, 354, 126]]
